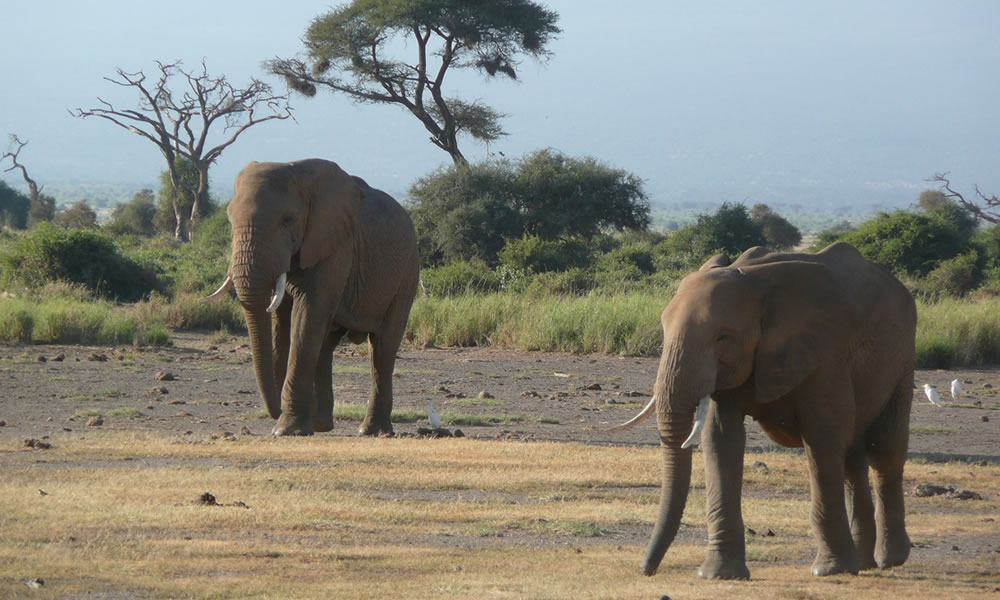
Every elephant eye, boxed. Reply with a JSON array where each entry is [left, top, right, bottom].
[[281, 214, 295, 227], [716, 332, 731, 343]]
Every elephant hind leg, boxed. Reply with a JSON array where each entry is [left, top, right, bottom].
[[844, 446, 877, 570], [358, 295, 413, 437], [313, 329, 345, 433], [866, 376, 913, 569]]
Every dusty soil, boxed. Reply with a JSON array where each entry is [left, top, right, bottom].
[[1, 331, 997, 461]]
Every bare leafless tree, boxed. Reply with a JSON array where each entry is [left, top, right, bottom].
[[72, 60, 293, 241], [2, 134, 42, 207], [931, 172, 1000, 224]]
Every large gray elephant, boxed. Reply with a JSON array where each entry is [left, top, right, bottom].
[[613, 242, 915, 579], [204, 159, 419, 437]]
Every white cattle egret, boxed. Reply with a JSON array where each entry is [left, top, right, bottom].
[[427, 400, 442, 429], [923, 384, 942, 407], [681, 396, 711, 449], [950, 378, 962, 401]]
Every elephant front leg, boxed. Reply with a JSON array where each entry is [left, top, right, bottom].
[[272, 302, 327, 437], [698, 398, 750, 580]]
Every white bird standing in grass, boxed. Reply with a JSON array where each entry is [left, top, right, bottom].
[[427, 399, 442, 429], [923, 383, 943, 407], [950, 378, 962, 401]]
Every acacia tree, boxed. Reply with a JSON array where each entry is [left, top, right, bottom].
[[266, 0, 560, 165], [931, 172, 1000, 224], [72, 60, 293, 241]]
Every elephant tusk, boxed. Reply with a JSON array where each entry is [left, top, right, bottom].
[[200, 276, 233, 303], [266, 273, 287, 313], [606, 395, 657, 432], [681, 396, 711, 449]]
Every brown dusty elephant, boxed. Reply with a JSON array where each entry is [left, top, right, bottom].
[[204, 158, 419, 437], [612, 242, 915, 579]]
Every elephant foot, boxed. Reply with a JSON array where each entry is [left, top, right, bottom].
[[313, 416, 334, 433], [272, 413, 315, 437], [811, 550, 859, 577], [698, 551, 750, 580], [358, 419, 393, 437], [875, 532, 910, 569]]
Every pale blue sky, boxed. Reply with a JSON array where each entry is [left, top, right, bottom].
[[2, 1, 998, 208]]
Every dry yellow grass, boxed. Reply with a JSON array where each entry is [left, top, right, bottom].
[[1, 434, 997, 599]]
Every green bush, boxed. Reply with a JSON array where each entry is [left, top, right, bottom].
[[497, 235, 591, 273], [420, 260, 500, 296], [922, 251, 981, 297], [0, 223, 159, 301], [840, 210, 966, 276]]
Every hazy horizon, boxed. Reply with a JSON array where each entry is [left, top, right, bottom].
[[3, 1, 998, 209]]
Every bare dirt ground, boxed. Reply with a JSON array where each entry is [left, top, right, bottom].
[[1, 331, 997, 459], [1, 331, 998, 598]]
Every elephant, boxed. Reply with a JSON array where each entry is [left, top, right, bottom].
[[204, 158, 419, 437], [612, 242, 916, 579]]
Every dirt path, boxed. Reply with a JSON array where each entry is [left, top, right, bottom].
[[1, 331, 997, 461]]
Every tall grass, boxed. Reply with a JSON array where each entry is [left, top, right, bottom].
[[916, 296, 1000, 368], [408, 292, 1000, 366], [0, 294, 171, 345], [407, 292, 663, 354]]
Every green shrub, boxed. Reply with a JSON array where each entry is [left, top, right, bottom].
[[497, 235, 591, 273], [0, 223, 159, 301], [840, 211, 966, 276], [922, 252, 981, 297]]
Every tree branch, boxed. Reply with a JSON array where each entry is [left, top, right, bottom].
[[931, 172, 1000, 224]]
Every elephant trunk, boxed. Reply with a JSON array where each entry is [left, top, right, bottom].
[[643, 414, 695, 575], [231, 238, 286, 420], [642, 336, 711, 575]]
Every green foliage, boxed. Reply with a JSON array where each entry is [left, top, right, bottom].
[[270, 0, 560, 161], [420, 260, 500, 296], [658, 202, 767, 269], [497, 235, 591, 274], [0, 223, 158, 301], [29, 193, 56, 226], [53, 199, 98, 229], [921, 251, 981, 297], [106, 189, 157, 237], [410, 151, 649, 266], [839, 210, 966, 276], [750, 203, 802, 250], [514, 150, 650, 239], [0, 180, 30, 229]]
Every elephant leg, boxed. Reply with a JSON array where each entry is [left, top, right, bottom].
[[802, 436, 859, 576], [272, 299, 328, 437], [271, 294, 292, 396], [313, 329, 345, 433], [698, 398, 750, 580], [358, 307, 408, 436], [844, 446, 877, 570], [867, 377, 912, 569]]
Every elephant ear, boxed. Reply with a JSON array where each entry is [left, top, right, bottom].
[[297, 160, 363, 270], [748, 261, 859, 404], [699, 253, 731, 271]]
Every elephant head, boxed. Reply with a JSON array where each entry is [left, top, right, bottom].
[[203, 159, 363, 419], [614, 252, 857, 576]]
